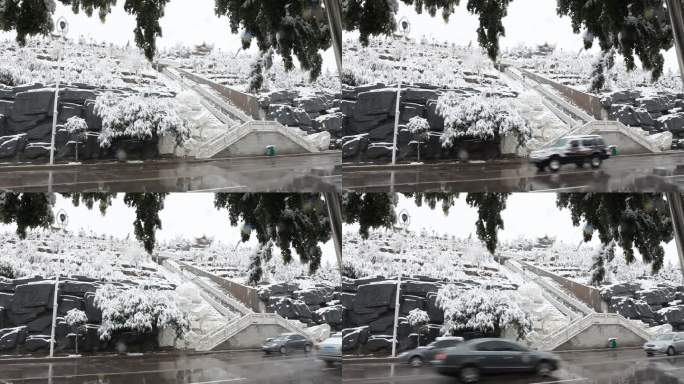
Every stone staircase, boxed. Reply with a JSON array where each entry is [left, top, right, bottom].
[[194, 120, 320, 159], [538, 313, 652, 351], [194, 312, 312, 351]]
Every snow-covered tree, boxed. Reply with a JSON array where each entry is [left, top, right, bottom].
[[407, 308, 430, 346], [406, 116, 430, 162], [94, 284, 190, 342], [64, 116, 88, 161], [94, 92, 190, 149], [342, 193, 397, 239], [214, 193, 332, 279], [437, 93, 531, 149], [436, 285, 533, 340], [65, 308, 88, 353]]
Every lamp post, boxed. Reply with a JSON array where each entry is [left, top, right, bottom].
[[49, 210, 68, 357], [50, 17, 69, 166], [391, 210, 411, 357], [392, 18, 411, 165]]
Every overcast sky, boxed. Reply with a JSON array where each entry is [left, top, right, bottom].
[[347, 0, 681, 73], [0, 193, 336, 266], [344, 193, 681, 267], [0, 0, 337, 73]]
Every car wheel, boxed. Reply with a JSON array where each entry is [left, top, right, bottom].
[[409, 356, 424, 368], [646, 352, 654, 357], [279, 346, 287, 354], [549, 158, 561, 172], [575, 161, 585, 168], [459, 366, 480, 383], [590, 155, 602, 169], [536, 361, 553, 377], [304, 344, 312, 353], [667, 346, 676, 356]]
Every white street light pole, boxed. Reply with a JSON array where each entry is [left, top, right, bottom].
[[391, 273, 401, 357], [392, 19, 411, 165], [49, 18, 69, 166], [391, 212, 410, 357], [49, 271, 60, 357]]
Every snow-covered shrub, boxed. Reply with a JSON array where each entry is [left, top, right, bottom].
[[437, 93, 531, 149], [407, 308, 430, 346], [65, 116, 88, 136], [436, 285, 533, 340], [65, 309, 88, 327], [407, 116, 430, 161], [0, 260, 16, 278], [94, 92, 191, 148], [94, 284, 190, 341]]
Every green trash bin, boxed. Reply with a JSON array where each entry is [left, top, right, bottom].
[[265, 145, 277, 157], [610, 146, 619, 156], [609, 338, 617, 349]]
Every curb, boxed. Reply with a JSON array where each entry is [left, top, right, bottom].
[[342, 150, 684, 172], [0, 151, 341, 172], [0, 348, 264, 364]]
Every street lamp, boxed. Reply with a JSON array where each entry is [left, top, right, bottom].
[[49, 17, 69, 166], [322, 0, 342, 75], [49, 210, 68, 357], [391, 210, 410, 357], [392, 18, 411, 165], [324, 192, 343, 271]]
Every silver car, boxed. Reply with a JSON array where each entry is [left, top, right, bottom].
[[644, 333, 684, 356], [317, 333, 342, 367]]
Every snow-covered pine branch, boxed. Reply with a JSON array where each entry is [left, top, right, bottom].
[[436, 93, 531, 149], [94, 92, 191, 148], [436, 285, 533, 341], [94, 284, 191, 341]]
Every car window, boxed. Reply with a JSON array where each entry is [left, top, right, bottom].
[[434, 340, 460, 348], [570, 140, 579, 148], [291, 335, 305, 340], [656, 334, 674, 341], [474, 341, 498, 351], [494, 341, 526, 352], [582, 139, 594, 147], [553, 138, 567, 148], [597, 138, 606, 146]]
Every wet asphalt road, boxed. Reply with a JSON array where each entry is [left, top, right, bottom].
[[342, 349, 684, 384], [0, 350, 341, 384], [343, 152, 684, 192], [0, 152, 341, 193]]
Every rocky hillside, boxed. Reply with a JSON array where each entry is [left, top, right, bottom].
[[0, 231, 178, 355], [342, 230, 520, 355]]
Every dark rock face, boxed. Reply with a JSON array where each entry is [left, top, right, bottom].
[[0, 326, 28, 351], [258, 281, 341, 330], [342, 326, 370, 352], [601, 90, 684, 139]]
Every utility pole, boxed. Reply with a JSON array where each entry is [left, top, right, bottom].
[[666, 0, 684, 282]]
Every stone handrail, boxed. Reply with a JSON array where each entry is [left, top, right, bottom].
[[584, 120, 660, 153], [195, 313, 313, 351], [176, 261, 266, 313], [508, 260, 594, 315], [518, 260, 607, 313]]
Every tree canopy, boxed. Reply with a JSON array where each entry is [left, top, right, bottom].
[[345, 0, 676, 83], [342, 193, 397, 239], [556, 193, 673, 275], [214, 193, 331, 279], [0, 0, 334, 80]]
